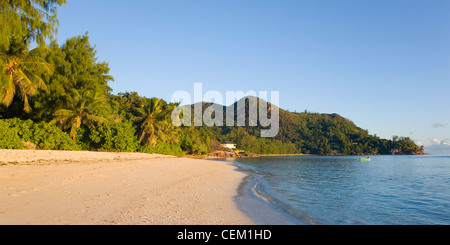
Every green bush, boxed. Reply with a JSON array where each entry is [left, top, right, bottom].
[[139, 141, 185, 156], [0, 118, 80, 150], [77, 120, 140, 152], [180, 128, 211, 155], [0, 120, 27, 149]]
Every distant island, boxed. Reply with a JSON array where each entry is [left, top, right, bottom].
[[0, 1, 425, 157]]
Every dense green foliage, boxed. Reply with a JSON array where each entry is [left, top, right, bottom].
[[76, 120, 139, 153], [0, 0, 423, 156], [0, 118, 79, 150], [274, 109, 421, 155], [0, 0, 66, 51]]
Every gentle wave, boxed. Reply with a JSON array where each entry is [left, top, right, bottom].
[[235, 155, 450, 225]]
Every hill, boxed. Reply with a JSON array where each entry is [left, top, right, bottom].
[[182, 96, 425, 155]]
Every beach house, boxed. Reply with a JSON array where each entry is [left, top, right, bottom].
[[220, 141, 237, 150]]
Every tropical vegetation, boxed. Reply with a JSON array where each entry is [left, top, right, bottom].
[[0, 1, 424, 156]]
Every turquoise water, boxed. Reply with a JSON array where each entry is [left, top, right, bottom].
[[234, 155, 450, 225]]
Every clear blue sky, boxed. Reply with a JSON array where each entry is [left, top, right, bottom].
[[55, 0, 450, 154]]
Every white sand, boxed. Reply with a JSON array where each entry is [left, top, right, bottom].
[[0, 150, 253, 225]]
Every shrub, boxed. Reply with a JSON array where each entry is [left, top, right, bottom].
[[139, 141, 185, 156], [77, 120, 140, 152], [180, 128, 211, 155], [0, 120, 26, 149], [0, 118, 80, 150]]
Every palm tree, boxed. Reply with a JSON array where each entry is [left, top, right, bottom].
[[0, 41, 52, 113], [137, 97, 178, 147], [50, 89, 108, 141]]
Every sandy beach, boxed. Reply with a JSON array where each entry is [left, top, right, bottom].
[[0, 150, 253, 225]]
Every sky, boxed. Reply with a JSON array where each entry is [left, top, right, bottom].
[[54, 0, 450, 154]]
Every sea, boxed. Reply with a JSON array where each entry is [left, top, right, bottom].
[[233, 155, 450, 225]]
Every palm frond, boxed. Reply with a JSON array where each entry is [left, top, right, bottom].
[[23, 94, 32, 113], [0, 46, 51, 113], [16, 68, 38, 95], [86, 114, 107, 124], [31, 72, 48, 91], [22, 60, 54, 76], [73, 116, 81, 129], [1, 73, 15, 106], [69, 122, 78, 140], [53, 109, 75, 116]]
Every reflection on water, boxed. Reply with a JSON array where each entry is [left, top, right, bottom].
[[235, 155, 450, 225]]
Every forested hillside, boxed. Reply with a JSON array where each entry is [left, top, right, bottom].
[[178, 98, 424, 155]]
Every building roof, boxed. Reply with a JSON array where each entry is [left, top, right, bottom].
[[221, 141, 236, 145]]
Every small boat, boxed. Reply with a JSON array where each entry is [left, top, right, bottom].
[[360, 158, 371, 162]]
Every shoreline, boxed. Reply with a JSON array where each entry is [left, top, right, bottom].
[[231, 160, 309, 225], [0, 149, 253, 225], [234, 168, 308, 225], [207, 157, 306, 225]]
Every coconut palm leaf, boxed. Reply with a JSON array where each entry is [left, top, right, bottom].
[[137, 98, 180, 147], [0, 44, 53, 113], [0, 73, 15, 106], [50, 90, 108, 141]]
